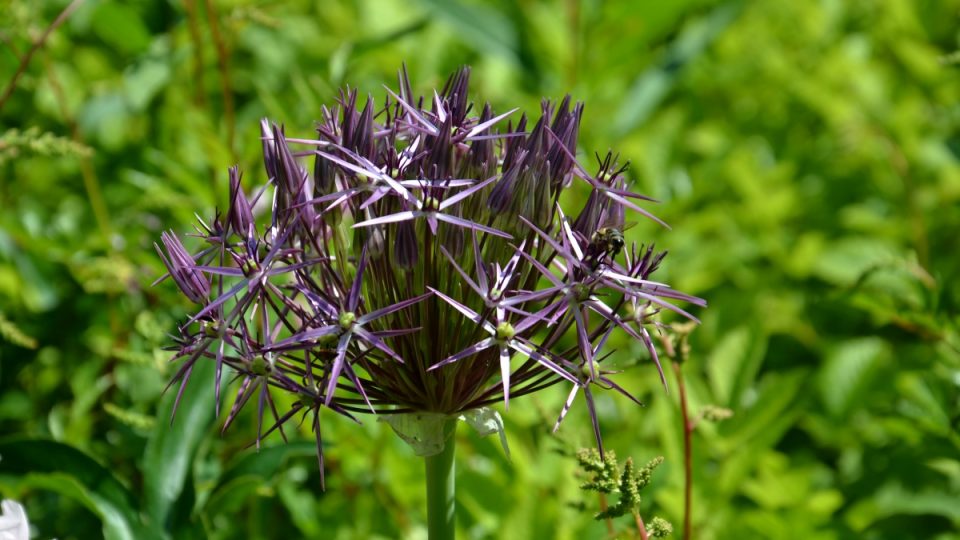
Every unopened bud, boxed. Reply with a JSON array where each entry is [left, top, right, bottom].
[[394, 220, 418, 269], [251, 355, 272, 376], [228, 166, 254, 237], [488, 152, 527, 215], [156, 231, 209, 304]]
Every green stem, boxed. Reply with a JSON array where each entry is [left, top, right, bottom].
[[425, 419, 457, 540]]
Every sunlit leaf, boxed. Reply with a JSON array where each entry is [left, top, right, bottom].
[[142, 359, 216, 527]]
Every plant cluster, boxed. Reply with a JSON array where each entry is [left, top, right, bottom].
[[574, 448, 671, 538]]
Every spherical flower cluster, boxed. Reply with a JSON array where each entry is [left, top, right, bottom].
[[156, 67, 704, 486]]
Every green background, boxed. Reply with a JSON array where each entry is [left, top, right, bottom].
[[1, 0, 959, 538]]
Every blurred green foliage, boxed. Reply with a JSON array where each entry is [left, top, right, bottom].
[[2, 0, 959, 538]]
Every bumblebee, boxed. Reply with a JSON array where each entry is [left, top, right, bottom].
[[591, 227, 625, 259], [585, 221, 634, 269]]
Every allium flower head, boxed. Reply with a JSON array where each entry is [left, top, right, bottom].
[[157, 66, 704, 484]]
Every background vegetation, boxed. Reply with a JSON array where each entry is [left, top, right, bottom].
[[2, 0, 959, 538]]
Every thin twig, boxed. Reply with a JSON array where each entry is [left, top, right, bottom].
[[202, 0, 236, 161], [0, 0, 86, 112], [39, 40, 112, 245], [564, 0, 581, 85], [672, 361, 692, 540], [183, 0, 206, 107], [883, 130, 928, 267]]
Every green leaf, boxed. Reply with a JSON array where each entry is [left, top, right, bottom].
[[195, 441, 317, 526], [212, 441, 316, 491], [846, 482, 960, 531], [707, 325, 768, 406], [896, 373, 953, 434], [415, 0, 520, 64], [0, 439, 151, 540], [90, 1, 151, 55], [77, 93, 132, 150], [202, 476, 268, 517], [717, 369, 809, 454], [124, 59, 172, 112], [716, 370, 810, 493], [142, 359, 216, 528], [613, 1, 744, 134], [818, 338, 890, 418], [812, 237, 898, 287], [278, 480, 322, 537]]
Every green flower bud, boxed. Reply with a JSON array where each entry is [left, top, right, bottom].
[[495, 322, 516, 341], [338, 311, 357, 329]]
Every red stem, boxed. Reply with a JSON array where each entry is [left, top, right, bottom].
[[634, 511, 649, 540], [672, 361, 692, 540]]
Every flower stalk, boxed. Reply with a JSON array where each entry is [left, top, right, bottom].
[[425, 419, 457, 540]]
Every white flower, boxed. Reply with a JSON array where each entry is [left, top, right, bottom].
[[0, 500, 29, 540]]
